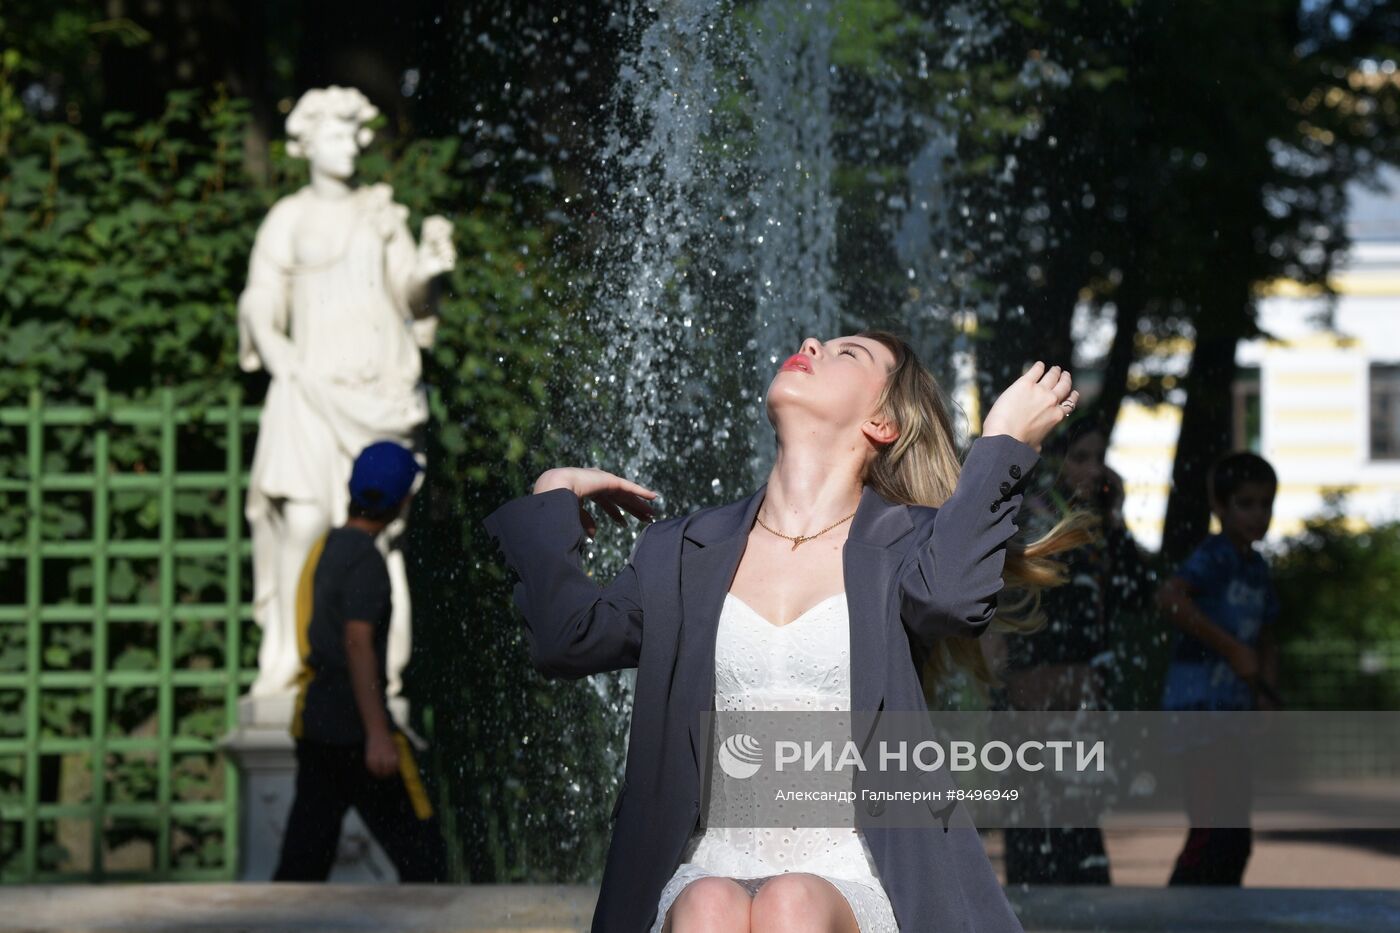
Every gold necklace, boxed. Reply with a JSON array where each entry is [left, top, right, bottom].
[[756, 509, 857, 551]]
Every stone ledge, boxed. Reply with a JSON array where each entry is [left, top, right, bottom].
[[2, 883, 1398, 932], [0, 884, 593, 933], [1008, 885, 1400, 932]]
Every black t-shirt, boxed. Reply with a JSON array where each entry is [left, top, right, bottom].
[[291, 526, 393, 745]]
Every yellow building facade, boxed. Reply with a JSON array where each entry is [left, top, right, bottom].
[[1101, 168, 1400, 550]]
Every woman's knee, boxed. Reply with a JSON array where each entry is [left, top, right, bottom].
[[667, 876, 750, 931], [750, 873, 852, 932]]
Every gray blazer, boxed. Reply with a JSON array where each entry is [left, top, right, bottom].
[[482, 433, 1040, 932]]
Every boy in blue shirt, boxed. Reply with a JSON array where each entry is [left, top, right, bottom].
[[1157, 451, 1281, 885]]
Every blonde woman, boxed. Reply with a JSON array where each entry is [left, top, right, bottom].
[[484, 331, 1084, 933]]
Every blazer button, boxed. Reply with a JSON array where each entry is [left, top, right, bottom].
[[866, 798, 885, 817], [990, 501, 1000, 513], [1009, 464, 1022, 480], [999, 481, 1011, 496], [692, 799, 700, 812]]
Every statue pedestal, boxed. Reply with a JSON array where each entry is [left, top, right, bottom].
[[219, 692, 414, 882]]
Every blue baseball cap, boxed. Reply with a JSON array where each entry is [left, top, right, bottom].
[[349, 441, 422, 510]]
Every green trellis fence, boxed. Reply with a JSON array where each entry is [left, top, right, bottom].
[[0, 388, 260, 881]]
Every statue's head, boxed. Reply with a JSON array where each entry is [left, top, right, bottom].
[[285, 86, 378, 181]]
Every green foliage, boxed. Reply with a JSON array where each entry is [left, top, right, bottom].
[[1274, 497, 1400, 644], [1, 82, 613, 882], [832, 0, 924, 71], [0, 91, 275, 823], [1271, 494, 1400, 709], [0, 89, 274, 402]]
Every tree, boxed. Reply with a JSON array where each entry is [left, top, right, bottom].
[[1149, 0, 1400, 561], [911, 0, 1398, 563]]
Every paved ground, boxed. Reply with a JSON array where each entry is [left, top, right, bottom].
[[984, 827, 1400, 887], [4, 829, 1398, 932], [4, 882, 1400, 932], [0, 884, 593, 932]]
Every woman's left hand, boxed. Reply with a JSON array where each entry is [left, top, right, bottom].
[[982, 361, 1079, 452]]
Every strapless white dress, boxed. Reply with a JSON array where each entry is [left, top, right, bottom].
[[649, 592, 900, 933]]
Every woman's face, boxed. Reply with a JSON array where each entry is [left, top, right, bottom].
[[1059, 429, 1108, 502], [765, 334, 898, 447], [303, 117, 359, 180]]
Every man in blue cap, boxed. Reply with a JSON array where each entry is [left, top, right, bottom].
[[273, 440, 445, 882]]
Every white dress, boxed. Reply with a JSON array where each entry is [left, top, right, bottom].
[[650, 592, 901, 933]]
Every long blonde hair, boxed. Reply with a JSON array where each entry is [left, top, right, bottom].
[[856, 329, 1097, 692]]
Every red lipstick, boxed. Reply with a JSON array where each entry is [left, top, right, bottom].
[[780, 354, 812, 374]]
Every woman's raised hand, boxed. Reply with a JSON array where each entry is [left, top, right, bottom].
[[533, 467, 659, 538], [981, 361, 1080, 452]]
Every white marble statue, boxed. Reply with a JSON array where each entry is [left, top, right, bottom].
[[237, 85, 455, 705]]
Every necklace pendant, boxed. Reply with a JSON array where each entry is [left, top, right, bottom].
[[791, 537, 804, 551]]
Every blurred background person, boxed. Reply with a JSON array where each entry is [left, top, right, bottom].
[[988, 412, 1156, 885], [273, 441, 446, 883]]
